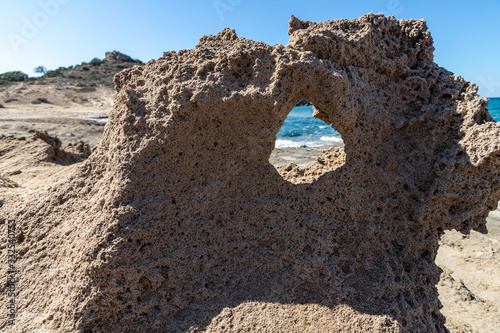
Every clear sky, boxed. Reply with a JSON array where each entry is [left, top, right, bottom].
[[1, 0, 499, 97]]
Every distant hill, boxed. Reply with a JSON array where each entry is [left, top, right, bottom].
[[0, 51, 143, 108], [0, 51, 143, 90]]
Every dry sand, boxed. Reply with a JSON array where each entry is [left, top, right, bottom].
[[0, 105, 106, 147], [436, 214, 500, 333], [0, 78, 112, 147]]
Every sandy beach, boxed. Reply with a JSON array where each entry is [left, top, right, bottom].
[[0, 105, 108, 147]]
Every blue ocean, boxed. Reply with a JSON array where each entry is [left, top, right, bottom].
[[276, 106, 342, 148], [488, 97, 500, 122], [277, 98, 500, 148]]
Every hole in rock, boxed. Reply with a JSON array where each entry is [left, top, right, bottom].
[[270, 100, 345, 183]]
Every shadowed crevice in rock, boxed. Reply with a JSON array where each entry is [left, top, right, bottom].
[[1, 14, 500, 333]]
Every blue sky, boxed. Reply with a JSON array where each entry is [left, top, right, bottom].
[[1, 0, 499, 97]]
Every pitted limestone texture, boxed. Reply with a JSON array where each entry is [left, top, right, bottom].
[[1, 14, 500, 333]]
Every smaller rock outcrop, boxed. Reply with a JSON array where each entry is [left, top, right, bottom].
[[104, 51, 136, 63]]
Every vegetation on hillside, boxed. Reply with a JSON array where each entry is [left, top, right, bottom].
[[0, 51, 144, 90], [0, 71, 30, 87]]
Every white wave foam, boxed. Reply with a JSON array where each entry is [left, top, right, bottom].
[[275, 140, 307, 149], [275, 138, 343, 149], [320, 136, 343, 143], [84, 117, 108, 124]]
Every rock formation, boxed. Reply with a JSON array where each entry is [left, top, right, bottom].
[[276, 147, 347, 184], [1, 14, 500, 332], [104, 50, 136, 63]]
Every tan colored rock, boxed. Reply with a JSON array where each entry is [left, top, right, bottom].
[[104, 50, 134, 63], [1, 14, 500, 332], [275, 147, 346, 184]]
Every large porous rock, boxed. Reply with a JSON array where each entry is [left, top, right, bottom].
[[1, 14, 500, 332]]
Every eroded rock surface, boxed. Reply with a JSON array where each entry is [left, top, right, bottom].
[[1, 14, 500, 332], [275, 147, 347, 184]]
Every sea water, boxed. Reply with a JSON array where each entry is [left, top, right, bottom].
[[488, 97, 500, 121], [276, 98, 500, 149], [275, 106, 342, 149]]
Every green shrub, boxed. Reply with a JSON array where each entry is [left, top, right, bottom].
[[31, 97, 51, 104], [86, 74, 100, 81], [0, 71, 28, 82], [90, 58, 103, 66], [4, 98, 19, 103], [45, 70, 63, 78], [0, 103, 4, 108], [43, 66, 69, 78], [102, 81, 115, 88], [77, 82, 97, 87], [74, 87, 96, 93], [81, 66, 90, 71]]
